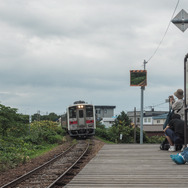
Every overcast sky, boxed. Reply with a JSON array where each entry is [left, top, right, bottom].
[[0, 0, 188, 115]]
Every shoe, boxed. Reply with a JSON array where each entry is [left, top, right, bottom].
[[168, 146, 176, 152], [173, 154, 185, 165], [170, 153, 179, 162]]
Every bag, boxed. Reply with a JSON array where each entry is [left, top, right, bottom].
[[160, 138, 183, 151], [163, 107, 174, 129], [160, 138, 170, 150]]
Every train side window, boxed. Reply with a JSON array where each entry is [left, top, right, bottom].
[[69, 107, 76, 118], [79, 110, 84, 118], [86, 106, 93, 117]]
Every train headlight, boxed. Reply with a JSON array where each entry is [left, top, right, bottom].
[[78, 105, 84, 108]]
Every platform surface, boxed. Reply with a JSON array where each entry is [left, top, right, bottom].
[[65, 144, 188, 188]]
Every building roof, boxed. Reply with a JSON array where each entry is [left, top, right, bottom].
[[101, 117, 116, 121], [95, 105, 116, 109], [153, 113, 168, 119], [138, 125, 163, 132], [127, 110, 168, 117]]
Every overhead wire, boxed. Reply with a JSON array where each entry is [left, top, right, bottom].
[[144, 101, 168, 110], [146, 0, 180, 63]]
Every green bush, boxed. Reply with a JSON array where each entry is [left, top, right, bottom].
[[147, 135, 165, 143], [56, 126, 66, 136], [95, 128, 109, 140], [25, 120, 66, 144], [0, 119, 66, 172], [96, 124, 149, 144], [47, 134, 63, 144], [0, 137, 35, 171]]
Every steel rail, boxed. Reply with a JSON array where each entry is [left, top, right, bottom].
[[47, 141, 90, 188], [0, 144, 76, 188]]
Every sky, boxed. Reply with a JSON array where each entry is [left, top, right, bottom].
[[0, 0, 188, 116]]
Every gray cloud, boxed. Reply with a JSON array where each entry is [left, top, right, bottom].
[[0, 0, 187, 115]]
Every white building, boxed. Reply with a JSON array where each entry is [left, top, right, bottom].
[[100, 117, 116, 128], [152, 114, 168, 125], [95, 105, 116, 120], [127, 109, 168, 126]]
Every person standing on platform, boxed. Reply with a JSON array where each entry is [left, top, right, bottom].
[[169, 89, 184, 120]]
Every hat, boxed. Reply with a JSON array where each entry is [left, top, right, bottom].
[[174, 89, 183, 99]]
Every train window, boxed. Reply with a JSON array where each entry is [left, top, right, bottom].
[[69, 107, 76, 118], [79, 110, 84, 118], [86, 106, 93, 117]]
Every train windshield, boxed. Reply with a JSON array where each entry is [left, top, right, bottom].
[[69, 106, 76, 118], [86, 105, 93, 117]]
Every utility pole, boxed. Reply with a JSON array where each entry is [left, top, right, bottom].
[[140, 60, 147, 144], [134, 107, 136, 143], [37, 110, 40, 121], [29, 115, 32, 135]]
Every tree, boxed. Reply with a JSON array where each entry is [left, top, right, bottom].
[[32, 112, 60, 122], [0, 104, 18, 137], [113, 111, 131, 127], [47, 113, 60, 121]]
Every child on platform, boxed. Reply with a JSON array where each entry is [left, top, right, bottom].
[[170, 147, 188, 164]]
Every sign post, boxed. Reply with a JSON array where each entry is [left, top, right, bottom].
[[140, 86, 144, 144], [184, 54, 188, 146], [130, 61, 147, 144]]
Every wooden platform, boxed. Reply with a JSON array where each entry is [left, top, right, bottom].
[[65, 144, 188, 188]]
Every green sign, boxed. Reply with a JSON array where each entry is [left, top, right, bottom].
[[130, 70, 147, 86]]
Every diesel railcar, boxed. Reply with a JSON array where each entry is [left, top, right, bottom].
[[61, 101, 96, 137]]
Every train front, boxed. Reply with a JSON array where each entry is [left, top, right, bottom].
[[67, 103, 96, 137]]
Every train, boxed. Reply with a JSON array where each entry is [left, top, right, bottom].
[[61, 101, 96, 137]]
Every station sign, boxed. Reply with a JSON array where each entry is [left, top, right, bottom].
[[172, 9, 188, 32], [130, 70, 147, 86]]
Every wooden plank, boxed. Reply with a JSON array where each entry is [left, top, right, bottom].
[[65, 144, 188, 188]]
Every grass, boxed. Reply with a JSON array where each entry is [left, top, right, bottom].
[[29, 143, 59, 159], [94, 136, 115, 144], [30, 138, 78, 159]]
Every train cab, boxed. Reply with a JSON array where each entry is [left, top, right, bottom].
[[62, 101, 96, 137]]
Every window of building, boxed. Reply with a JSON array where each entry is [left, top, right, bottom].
[[104, 109, 107, 113], [96, 109, 101, 114], [148, 118, 151, 123], [157, 120, 160, 123], [144, 118, 147, 123]]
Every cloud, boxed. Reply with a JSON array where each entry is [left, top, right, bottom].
[[0, 0, 187, 115]]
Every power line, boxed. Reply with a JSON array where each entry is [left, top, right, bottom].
[[144, 101, 168, 110], [146, 0, 180, 63]]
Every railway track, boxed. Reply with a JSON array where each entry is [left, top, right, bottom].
[[1, 140, 90, 188]]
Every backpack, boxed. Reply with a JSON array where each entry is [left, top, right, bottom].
[[160, 138, 183, 151], [160, 138, 170, 150]]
